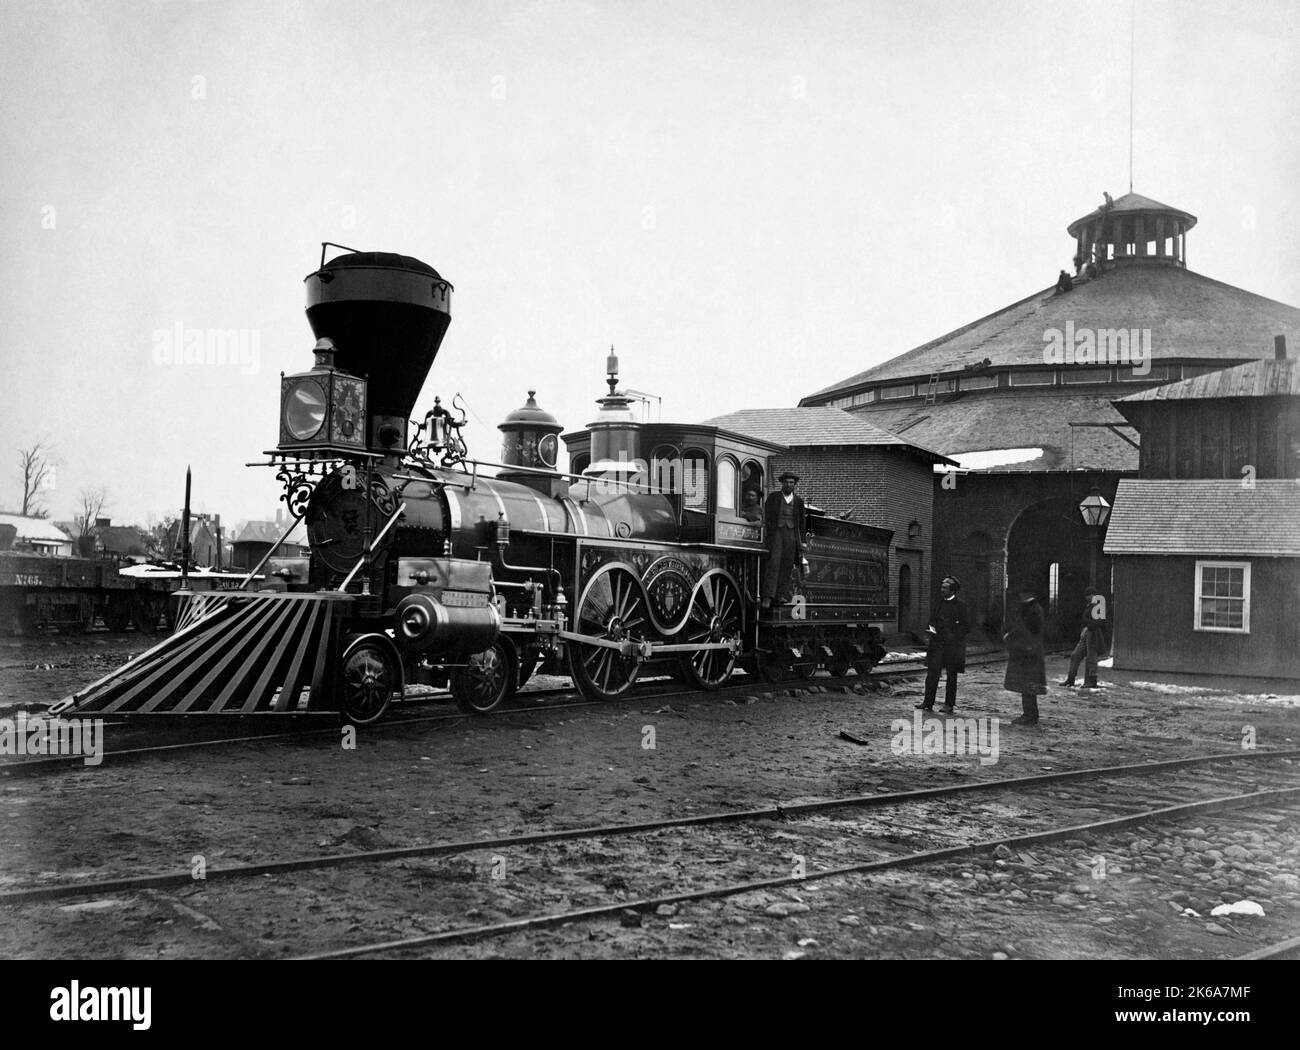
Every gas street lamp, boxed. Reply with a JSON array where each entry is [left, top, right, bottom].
[[1078, 484, 1112, 588]]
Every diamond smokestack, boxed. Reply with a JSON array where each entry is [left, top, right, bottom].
[[304, 251, 453, 448]]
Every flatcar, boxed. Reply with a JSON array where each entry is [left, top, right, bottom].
[[0, 551, 253, 636], [58, 247, 893, 724]]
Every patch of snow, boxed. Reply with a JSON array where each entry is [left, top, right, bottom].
[[1211, 901, 1265, 918], [1129, 681, 1299, 706], [934, 448, 1044, 471]]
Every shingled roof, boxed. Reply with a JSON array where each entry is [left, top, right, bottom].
[[804, 265, 1300, 401], [1104, 479, 1300, 557], [702, 407, 955, 463], [1066, 191, 1197, 236], [1115, 357, 1299, 402], [840, 392, 1138, 471]]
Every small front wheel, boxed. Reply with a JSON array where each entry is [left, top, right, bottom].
[[340, 635, 402, 726], [451, 638, 517, 714]]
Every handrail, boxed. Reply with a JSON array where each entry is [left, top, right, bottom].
[[336, 501, 407, 592]]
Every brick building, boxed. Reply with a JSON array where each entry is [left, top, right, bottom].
[[799, 190, 1300, 641], [702, 408, 954, 638]]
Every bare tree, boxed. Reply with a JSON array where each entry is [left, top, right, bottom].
[[75, 486, 111, 556], [16, 441, 55, 518]]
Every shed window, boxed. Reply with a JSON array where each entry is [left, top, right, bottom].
[[1194, 561, 1250, 633]]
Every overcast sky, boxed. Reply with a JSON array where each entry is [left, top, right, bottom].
[[2, 0, 1297, 527]]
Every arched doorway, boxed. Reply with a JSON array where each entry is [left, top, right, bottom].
[[1005, 497, 1104, 643], [897, 564, 913, 635]]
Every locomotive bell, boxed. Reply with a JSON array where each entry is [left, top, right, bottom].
[[302, 249, 453, 454]]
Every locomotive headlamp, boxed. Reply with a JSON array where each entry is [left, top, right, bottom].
[[283, 378, 328, 441], [278, 357, 367, 453]]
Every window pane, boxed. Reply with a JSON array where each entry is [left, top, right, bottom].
[[717, 460, 736, 511], [683, 456, 708, 512]]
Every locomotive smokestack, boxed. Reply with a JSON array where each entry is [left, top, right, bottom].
[[304, 250, 453, 451]]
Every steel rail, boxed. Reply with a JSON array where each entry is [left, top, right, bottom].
[[2, 748, 1296, 907], [294, 785, 1300, 960], [1236, 935, 1300, 960]]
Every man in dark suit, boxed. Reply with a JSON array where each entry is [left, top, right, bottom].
[[918, 574, 969, 713], [761, 471, 807, 608]]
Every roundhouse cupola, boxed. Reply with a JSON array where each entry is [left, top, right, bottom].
[[1068, 191, 1197, 274]]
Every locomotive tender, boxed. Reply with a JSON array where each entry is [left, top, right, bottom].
[[59, 246, 894, 724]]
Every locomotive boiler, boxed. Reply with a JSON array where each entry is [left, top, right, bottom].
[[57, 246, 894, 725]]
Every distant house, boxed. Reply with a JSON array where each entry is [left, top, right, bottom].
[[92, 519, 152, 563], [163, 514, 222, 567], [0, 514, 73, 556], [1105, 348, 1300, 680], [230, 520, 309, 570]]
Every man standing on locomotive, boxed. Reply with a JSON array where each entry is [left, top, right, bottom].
[[918, 574, 969, 713], [761, 471, 807, 608]]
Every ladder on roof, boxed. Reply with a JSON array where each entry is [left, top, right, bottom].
[[923, 372, 940, 405]]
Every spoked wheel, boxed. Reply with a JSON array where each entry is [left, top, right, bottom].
[[754, 650, 790, 683], [131, 596, 162, 635], [828, 640, 854, 678], [678, 573, 742, 690], [567, 565, 648, 701], [339, 635, 402, 726], [452, 638, 518, 714], [792, 639, 821, 680], [103, 603, 131, 633]]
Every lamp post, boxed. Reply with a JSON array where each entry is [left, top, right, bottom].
[[1078, 484, 1112, 589]]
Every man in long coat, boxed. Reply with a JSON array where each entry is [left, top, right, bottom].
[[1004, 588, 1047, 725], [761, 472, 806, 608], [919, 574, 969, 713]]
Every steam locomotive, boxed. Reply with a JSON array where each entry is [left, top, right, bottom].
[[58, 247, 894, 725]]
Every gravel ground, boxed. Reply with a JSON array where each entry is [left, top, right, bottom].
[[1, 637, 1297, 959]]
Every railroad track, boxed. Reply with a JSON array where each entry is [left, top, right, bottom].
[[0, 648, 1022, 776], [6, 749, 1298, 959]]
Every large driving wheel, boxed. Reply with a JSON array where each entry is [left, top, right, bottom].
[[339, 635, 402, 726], [452, 638, 518, 714], [567, 565, 648, 701], [678, 573, 742, 690]]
